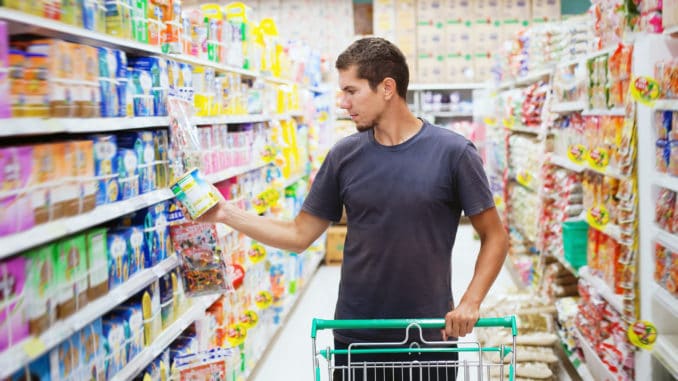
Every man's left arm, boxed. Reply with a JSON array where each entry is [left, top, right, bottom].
[[444, 206, 508, 338]]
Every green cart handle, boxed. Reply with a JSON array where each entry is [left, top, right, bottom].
[[311, 316, 517, 338]]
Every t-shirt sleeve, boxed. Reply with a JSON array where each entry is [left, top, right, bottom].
[[455, 142, 496, 216], [302, 150, 343, 222]]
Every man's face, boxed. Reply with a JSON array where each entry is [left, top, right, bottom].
[[338, 66, 385, 132]]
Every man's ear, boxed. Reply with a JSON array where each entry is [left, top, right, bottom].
[[381, 77, 397, 100]]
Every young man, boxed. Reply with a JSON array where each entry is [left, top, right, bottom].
[[180, 37, 508, 380]]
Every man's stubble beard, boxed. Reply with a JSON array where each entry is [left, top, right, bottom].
[[355, 123, 375, 132]]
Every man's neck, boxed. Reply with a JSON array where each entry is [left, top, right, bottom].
[[373, 103, 423, 146]]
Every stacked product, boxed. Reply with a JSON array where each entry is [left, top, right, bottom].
[[478, 293, 560, 380]]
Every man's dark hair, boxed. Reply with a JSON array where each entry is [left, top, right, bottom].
[[336, 37, 409, 99]]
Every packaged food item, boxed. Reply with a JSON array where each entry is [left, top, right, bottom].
[[656, 110, 672, 140], [159, 272, 174, 328], [11, 353, 51, 381], [107, 230, 129, 289], [655, 188, 676, 231], [657, 139, 669, 173], [26, 244, 57, 335], [102, 316, 128, 378], [0, 256, 28, 352], [55, 234, 89, 319], [140, 281, 162, 346], [113, 302, 145, 362], [105, 0, 134, 39], [117, 149, 140, 200], [86, 228, 109, 300], [71, 140, 97, 213], [0, 146, 34, 236], [670, 140, 678, 176], [126, 226, 146, 276], [8, 49, 25, 117], [118, 131, 156, 195], [51, 337, 80, 381], [170, 222, 234, 296], [78, 319, 106, 380], [92, 134, 120, 205], [170, 168, 219, 220]]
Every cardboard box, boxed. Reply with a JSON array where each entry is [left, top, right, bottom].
[[325, 225, 347, 264], [474, 55, 494, 82], [532, 0, 560, 22], [446, 54, 474, 83]]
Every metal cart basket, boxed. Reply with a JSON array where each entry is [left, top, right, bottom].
[[311, 316, 517, 381]]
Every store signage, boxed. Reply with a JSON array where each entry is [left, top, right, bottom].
[[627, 320, 657, 350], [630, 76, 661, 106], [567, 144, 587, 164], [587, 146, 610, 170], [587, 205, 610, 230]]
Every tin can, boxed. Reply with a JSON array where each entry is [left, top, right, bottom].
[[170, 168, 220, 219]]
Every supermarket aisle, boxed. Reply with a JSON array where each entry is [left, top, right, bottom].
[[251, 224, 515, 380]]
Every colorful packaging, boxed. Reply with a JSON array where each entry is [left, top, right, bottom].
[[113, 302, 145, 362], [74, 44, 100, 118], [0, 146, 34, 237], [105, 0, 134, 39], [25, 244, 56, 335], [0, 22, 10, 119], [102, 316, 128, 378], [140, 281, 162, 346], [49, 143, 74, 220], [118, 131, 156, 194], [70, 140, 97, 214], [129, 57, 169, 116], [118, 149, 140, 200], [0, 256, 28, 352], [8, 50, 25, 117], [25, 40, 75, 118], [55, 234, 89, 319], [22, 52, 49, 117], [161, 0, 182, 54], [129, 67, 154, 116], [78, 319, 106, 381], [107, 230, 130, 289], [159, 272, 174, 329], [98, 47, 120, 117], [11, 354, 51, 381], [170, 168, 220, 220], [132, 0, 150, 44], [50, 337, 80, 381], [86, 228, 109, 300], [126, 226, 146, 276], [154, 130, 170, 189], [30, 144, 56, 224], [92, 134, 120, 205]]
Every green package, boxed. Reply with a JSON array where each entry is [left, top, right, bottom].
[[25, 244, 57, 335], [87, 228, 110, 300], [55, 234, 89, 318]]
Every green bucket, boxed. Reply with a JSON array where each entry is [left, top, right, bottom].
[[562, 220, 589, 269]]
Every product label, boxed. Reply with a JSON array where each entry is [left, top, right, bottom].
[[630, 76, 660, 106], [586, 205, 610, 231], [628, 320, 657, 350]]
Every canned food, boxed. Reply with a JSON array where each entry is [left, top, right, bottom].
[[170, 168, 220, 219]]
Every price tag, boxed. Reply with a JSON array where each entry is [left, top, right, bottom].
[[261, 145, 276, 163], [22, 337, 47, 359], [586, 205, 610, 231], [255, 291, 273, 310], [248, 243, 266, 264], [567, 144, 587, 164], [630, 76, 661, 106], [628, 320, 657, 350], [516, 170, 533, 188], [587, 147, 610, 170]]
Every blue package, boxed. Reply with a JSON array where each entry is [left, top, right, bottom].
[[117, 149, 139, 200], [158, 272, 174, 329], [129, 57, 169, 116], [113, 302, 145, 363], [107, 231, 129, 289], [11, 354, 51, 380], [126, 226, 146, 275], [145, 202, 170, 267], [102, 316, 128, 379], [78, 319, 106, 380], [116, 50, 128, 117], [91, 135, 120, 205], [130, 68, 153, 116], [118, 131, 156, 194]]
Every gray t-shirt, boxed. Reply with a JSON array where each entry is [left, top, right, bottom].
[[302, 120, 495, 342]]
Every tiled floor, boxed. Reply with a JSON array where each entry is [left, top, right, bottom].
[[250, 224, 516, 380]]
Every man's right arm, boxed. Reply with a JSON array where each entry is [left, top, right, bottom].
[[184, 194, 331, 253]]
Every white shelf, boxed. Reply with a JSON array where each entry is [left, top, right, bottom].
[[652, 99, 678, 111], [653, 283, 678, 317], [579, 266, 624, 314], [282, 174, 305, 189], [205, 162, 269, 184], [408, 83, 487, 91], [550, 101, 586, 113], [263, 76, 296, 86], [423, 111, 474, 118], [0, 255, 180, 379], [575, 327, 619, 381], [550, 155, 585, 172], [509, 125, 543, 135], [0, 189, 174, 259], [515, 68, 554, 86], [654, 225, 678, 253], [581, 107, 626, 116], [557, 47, 616, 69], [654, 172, 678, 193], [653, 335, 678, 379], [110, 294, 220, 381], [192, 114, 271, 125], [664, 26, 678, 37], [590, 222, 624, 243], [0, 7, 259, 78]]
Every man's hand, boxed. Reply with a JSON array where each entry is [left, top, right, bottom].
[[442, 301, 480, 340]]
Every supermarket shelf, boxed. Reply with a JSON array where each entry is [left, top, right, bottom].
[[424, 111, 474, 118], [574, 327, 618, 381], [654, 225, 678, 253], [246, 251, 324, 379], [0, 116, 170, 136], [508, 125, 543, 135], [581, 107, 626, 116], [653, 335, 678, 379], [0, 255, 180, 379], [652, 99, 678, 111], [550, 101, 586, 113], [550, 155, 585, 172], [588, 222, 623, 243], [653, 283, 678, 317], [664, 26, 678, 37], [111, 294, 220, 381], [515, 68, 554, 86], [551, 254, 579, 277], [0, 7, 257, 78], [579, 266, 624, 314], [263, 76, 296, 86], [0, 189, 174, 259], [282, 173, 305, 189], [654, 172, 678, 193], [408, 83, 487, 91], [192, 114, 272, 125], [557, 47, 616, 69], [205, 161, 270, 184], [556, 330, 594, 381]]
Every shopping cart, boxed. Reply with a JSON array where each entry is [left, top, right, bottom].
[[311, 316, 517, 381]]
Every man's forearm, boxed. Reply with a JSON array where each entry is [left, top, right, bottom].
[[459, 232, 508, 307], [221, 204, 308, 252]]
